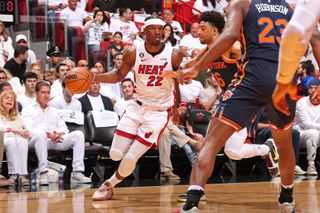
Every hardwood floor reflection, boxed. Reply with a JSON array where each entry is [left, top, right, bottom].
[[0, 179, 319, 212]]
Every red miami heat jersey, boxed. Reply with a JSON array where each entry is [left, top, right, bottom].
[[133, 43, 174, 109]]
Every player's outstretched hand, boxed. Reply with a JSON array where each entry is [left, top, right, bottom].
[[163, 67, 200, 84], [272, 82, 297, 116], [162, 70, 178, 79]]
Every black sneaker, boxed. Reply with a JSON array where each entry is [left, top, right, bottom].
[[177, 193, 206, 203], [263, 139, 279, 177]]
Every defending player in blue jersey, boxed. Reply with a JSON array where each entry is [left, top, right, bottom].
[[165, 0, 296, 212]]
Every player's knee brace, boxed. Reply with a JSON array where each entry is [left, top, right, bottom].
[[110, 149, 125, 161], [118, 152, 137, 177], [109, 135, 134, 161], [224, 129, 247, 160], [224, 147, 242, 161]]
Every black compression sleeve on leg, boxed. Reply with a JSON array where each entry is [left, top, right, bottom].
[[278, 187, 293, 204]]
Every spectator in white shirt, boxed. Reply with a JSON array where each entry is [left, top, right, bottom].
[[0, 68, 22, 94], [21, 81, 91, 185], [60, 0, 90, 28], [163, 9, 184, 39], [199, 70, 222, 112], [0, 21, 14, 66], [192, 0, 228, 16], [0, 90, 30, 185], [179, 79, 204, 103], [78, 81, 114, 115], [294, 79, 320, 176], [179, 23, 205, 57], [60, 0, 91, 57], [17, 72, 37, 109], [50, 81, 82, 111], [50, 81, 84, 128], [82, 10, 110, 58], [50, 63, 71, 98], [114, 78, 134, 116], [110, 8, 139, 44]]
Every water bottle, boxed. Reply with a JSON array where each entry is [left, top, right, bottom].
[[14, 174, 21, 192], [31, 169, 36, 184], [58, 168, 64, 184], [58, 168, 64, 190], [31, 183, 37, 192]]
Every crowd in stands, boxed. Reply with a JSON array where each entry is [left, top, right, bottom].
[[0, 0, 319, 186]]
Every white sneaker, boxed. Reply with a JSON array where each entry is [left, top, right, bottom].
[[179, 206, 199, 213], [294, 165, 306, 175], [71, 172, 91, 184], [279, 200, 295, 213], [307, 165, 318, 176], [39, 173, 49, 185]]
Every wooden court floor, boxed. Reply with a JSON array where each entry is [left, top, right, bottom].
[[0, 179, 319, 213]]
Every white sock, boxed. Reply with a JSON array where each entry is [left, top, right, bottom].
[[308, 161, 315, 167], [188, 185, 204, 191], [108, 173, 122, 188], [281, 182, 294, 189]]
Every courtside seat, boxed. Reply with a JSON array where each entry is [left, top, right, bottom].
[[86, 110, 118, 148], [185, 109, 237, 177], [186, 109, 212, 137], [85, 110, 118, 181], [66, 122, 105, 158]]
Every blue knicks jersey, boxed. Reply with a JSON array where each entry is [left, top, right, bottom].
[[241, 0, 293, 62], [208, 55, 239, 91]]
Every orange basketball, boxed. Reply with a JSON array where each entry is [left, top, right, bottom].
[[64, 68, 93, 94]]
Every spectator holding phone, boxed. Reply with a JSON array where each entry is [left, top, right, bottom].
[[83, 10, 110, 59]]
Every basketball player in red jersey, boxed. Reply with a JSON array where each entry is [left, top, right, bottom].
[[91, 17, 183, 201]]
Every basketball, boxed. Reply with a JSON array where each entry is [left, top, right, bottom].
[[64, 68, 93, 94]]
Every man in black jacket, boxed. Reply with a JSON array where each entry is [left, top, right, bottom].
[[78, 81, 114, 115]]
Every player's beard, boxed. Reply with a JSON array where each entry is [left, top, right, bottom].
[[152, 40, 161, 45]]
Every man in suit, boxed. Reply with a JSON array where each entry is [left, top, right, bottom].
[[78, 81, 114, 115]]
